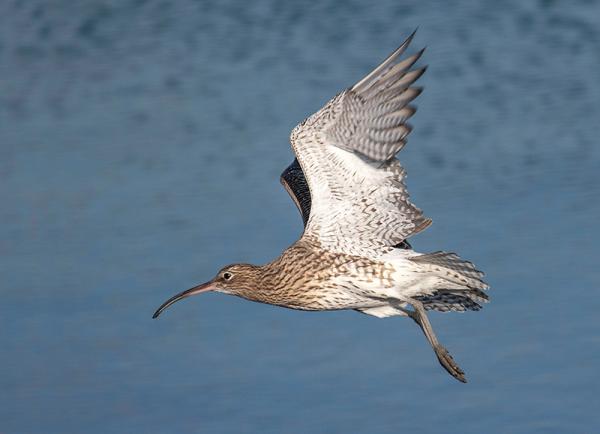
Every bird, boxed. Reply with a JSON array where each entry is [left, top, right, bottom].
[[152, 31, 489, 383]]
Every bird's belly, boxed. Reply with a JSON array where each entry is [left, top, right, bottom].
[[276, 277, 394, 311], [277, 289, 384, 311]]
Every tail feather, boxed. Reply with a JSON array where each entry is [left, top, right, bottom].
[[415, 289, 489, 313], [409, 251, 489, 291], [410, 251, 490, 312]]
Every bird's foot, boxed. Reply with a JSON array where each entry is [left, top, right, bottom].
[[434, 344, 467, 383]]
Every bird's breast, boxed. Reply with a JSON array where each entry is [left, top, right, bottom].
[[255, 248, 397, 311]]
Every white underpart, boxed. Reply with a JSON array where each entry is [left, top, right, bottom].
[[358, 305, 407, 318], [328, 247, 480, 314], [293, 128, 428, 258], [307, 146, 402, 256], [328, 248, 449, 307]]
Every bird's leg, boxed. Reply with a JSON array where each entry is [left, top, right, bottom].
[[404, 299, 467, 383]]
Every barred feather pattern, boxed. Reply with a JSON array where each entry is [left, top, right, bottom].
[[415, 290, 489, 312], [409, 251, 489, 291], [290, 33, 430, 257], [280, 159, 312, 226], [291, 130, 430, 256], [280, 159, 413, 250], [326, 32, 425, 162], [410, 251, 490, 311]]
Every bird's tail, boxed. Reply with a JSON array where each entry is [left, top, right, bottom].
[[409, 251, 490, 312]]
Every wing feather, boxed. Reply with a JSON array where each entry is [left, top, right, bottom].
[[289, 32, 429, 255], [280, 159, 311, 225]]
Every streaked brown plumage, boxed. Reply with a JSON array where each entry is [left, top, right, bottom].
[[153, 31, 490, 383]]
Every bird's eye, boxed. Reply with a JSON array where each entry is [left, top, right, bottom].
[[222, 272, 233, 281]]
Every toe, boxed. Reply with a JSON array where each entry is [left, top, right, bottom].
[[435, 345, 467, 383]]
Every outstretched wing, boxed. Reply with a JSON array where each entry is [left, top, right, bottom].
[[280, 158, 413, 250], [290, 31, 430, 256]]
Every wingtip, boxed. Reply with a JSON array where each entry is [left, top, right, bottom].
[[405, 28, 423, 50], [409, 27, 419, 41], [352, 29, 422, 93], [393, 28, 419, 59]]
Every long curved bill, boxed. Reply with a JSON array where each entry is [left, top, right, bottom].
[[152, 281, 215, 319]]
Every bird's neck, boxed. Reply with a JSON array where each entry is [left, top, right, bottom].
[[232, 242, 324, 308]]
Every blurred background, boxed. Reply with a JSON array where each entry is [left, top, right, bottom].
[[1, 0, 599, 433]]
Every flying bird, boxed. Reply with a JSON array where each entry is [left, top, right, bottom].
[[153, 31, 489, 383]]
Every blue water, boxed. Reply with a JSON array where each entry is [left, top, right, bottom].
[[2, 1, 600, 433]]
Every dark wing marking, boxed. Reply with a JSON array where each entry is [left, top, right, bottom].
[[395, 239, 412, 250], [280, 159, 311, 225], [280, 158, 412, 250]]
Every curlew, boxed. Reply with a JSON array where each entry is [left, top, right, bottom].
[[153, 31, 490, 383]]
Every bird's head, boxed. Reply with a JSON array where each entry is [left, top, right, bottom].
[[152, 263, 261, 319]]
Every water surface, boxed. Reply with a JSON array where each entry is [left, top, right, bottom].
[[1, 1, 599, 433]]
